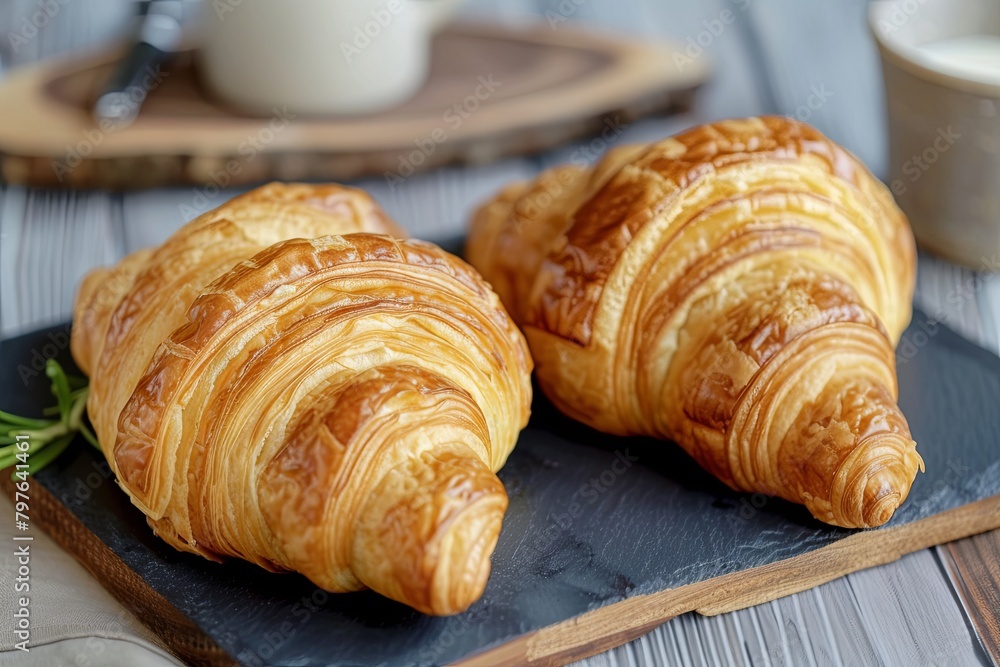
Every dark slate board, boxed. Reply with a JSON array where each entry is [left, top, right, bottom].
[[1, 307, 999, 667]]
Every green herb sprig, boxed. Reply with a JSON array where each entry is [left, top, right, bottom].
[[0, 359, 98, 479]]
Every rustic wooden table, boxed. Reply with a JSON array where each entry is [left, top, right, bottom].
[[0, 1, 998, 665]]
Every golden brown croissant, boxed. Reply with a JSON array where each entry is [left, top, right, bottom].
[[467, 117, 922, 528], [72, 183, 532, 615]]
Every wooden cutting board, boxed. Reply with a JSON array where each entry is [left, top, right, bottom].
[[0, 23, 707, 189], [2, 297, 1000, 667]]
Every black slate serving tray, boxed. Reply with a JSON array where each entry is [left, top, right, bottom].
[[1, 307, 999, 667]]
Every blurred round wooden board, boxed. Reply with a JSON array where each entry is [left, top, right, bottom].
[[0, 22, 707, 190]]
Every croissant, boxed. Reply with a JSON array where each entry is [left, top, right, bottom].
[[467, 117, 923, 528], [71, 183, 532, 615]]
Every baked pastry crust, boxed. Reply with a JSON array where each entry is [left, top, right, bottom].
[[467, 117, 921, 528], [73, 183, 532, 615]]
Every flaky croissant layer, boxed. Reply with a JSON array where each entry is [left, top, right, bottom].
[[467, 117, 923, 528], [72, 183, 532, 615]]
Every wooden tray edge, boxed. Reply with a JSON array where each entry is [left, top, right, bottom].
[[456, 493, 1000, 667]]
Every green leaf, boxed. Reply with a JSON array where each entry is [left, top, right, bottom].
[[46, 359, 74, 420], [80, 423, 101, 451], [0, 411, 52, 429], [67, 375, 88, 390], [0, 360, 99, 477], [23, 432, 75, 476], [0, 429, 62, 458]]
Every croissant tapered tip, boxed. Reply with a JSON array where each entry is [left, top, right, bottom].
[[860, 440, 923, 528], [827, 436, 923, 529], [352, 450, 509, 615], [426, 494, 507, 615], [863, 489, 902, 529]]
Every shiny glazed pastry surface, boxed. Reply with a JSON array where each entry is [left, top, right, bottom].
[[467, 117, 922, 528], [72, 183, 532, 615]]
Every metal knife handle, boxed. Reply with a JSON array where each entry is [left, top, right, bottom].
[[94, 41, 168, 125], [94, 1, 183, 127]]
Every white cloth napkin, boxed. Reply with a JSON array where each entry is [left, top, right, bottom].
[[0, 493, 182, 666]]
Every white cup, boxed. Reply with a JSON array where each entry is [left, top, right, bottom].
[[197, 0, 464, 116], [870, 0, 1000, 269]]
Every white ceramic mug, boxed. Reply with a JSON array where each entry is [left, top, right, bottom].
[[198, 0, 464, 115], [870, 0, 1000, 269]]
